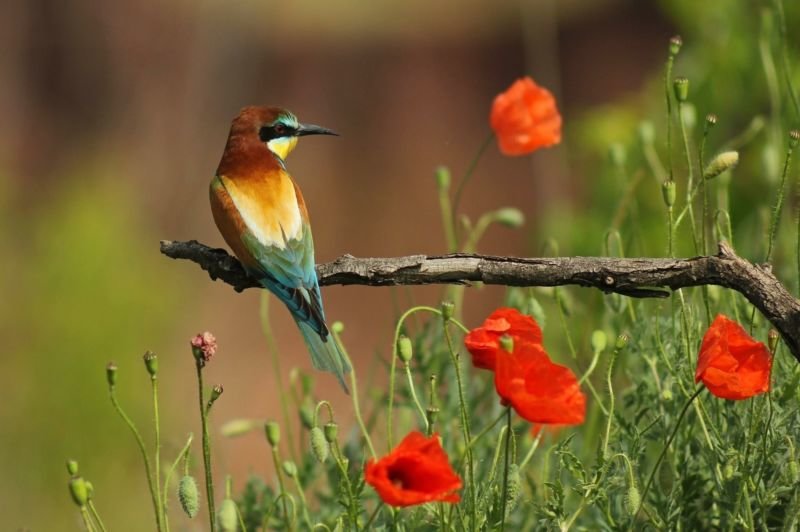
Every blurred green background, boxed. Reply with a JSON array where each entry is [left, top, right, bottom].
[[2, 0, 799, 529]]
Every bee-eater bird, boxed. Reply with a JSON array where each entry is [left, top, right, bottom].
[[210, 106, 350, 391]]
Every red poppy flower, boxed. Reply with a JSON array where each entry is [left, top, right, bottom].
[[695, 314, 772, 400], [490, 76, 562, 156], [365, 431, 462, 507], [494, 342, 585, 425], [464, 307, 543, 370]]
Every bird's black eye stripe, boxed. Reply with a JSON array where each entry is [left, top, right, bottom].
[[259, 124, 293, 142]]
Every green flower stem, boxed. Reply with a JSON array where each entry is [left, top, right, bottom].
[[403, 362, 428, 432], [362, 502, 384, 532], [776, 0, 800, 120], [678, 102, 701, 254], [109, 384, 162, 531], [260, 294, 298, 464], [451, 131, 494, 233], [768, 141, 796, 262], [271, 446, 293, 531], [665, 48, 676, 182], [150, 374, 164, 530], [195, 362, 216, 532], [88, 501, 107, 532], [80, 506, 96, 532], [331, 327, 376, 459], [499, 406, 513, 532], [602, 346, 620, 459], [331, 440, 358, 527], [289, 472, 313, 530], [442, 317, 477, 528], [464, 409, 506, 455], [438, 171, 458, 253], [632, 386, 705, 527], [162, 433, 194, 522], [518, 432, 544, 470], [387, 306, 441, 450]]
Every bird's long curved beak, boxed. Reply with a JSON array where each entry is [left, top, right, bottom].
[[296, 123, 338, 136]]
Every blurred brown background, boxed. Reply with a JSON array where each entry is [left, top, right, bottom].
[[0, 0, 674, 528]]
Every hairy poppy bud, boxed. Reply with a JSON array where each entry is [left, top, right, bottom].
[[106, 362, 118, 388], [673, 77, 689, 103], [435, 166, 451, 191], [493, 207, 525, 228], [282, 460, 298, 478], [704, 151, 739, 180], [66, 460, 79, 476], [669, 35, 682, 56], [178, 475, 199, 518], [217, 498, 238, 531], [221, 419, 260, 438], [324, 422, 339, 443], [143, 351, 158, 378], [591, 330, 607, 353], [265, 422, 280, 447], [662, 180, 676, 208], [299, 404, 314, 430], [68, 476, 89, 507], [310, 427, 329, 463], [625, 484, 641, 516], [397, 335, 413, 363], [504, 464, 521, 512]]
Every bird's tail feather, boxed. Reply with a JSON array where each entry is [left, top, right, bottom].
[[294, 317, 351, 393]]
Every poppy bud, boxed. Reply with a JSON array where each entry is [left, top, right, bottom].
[[493, 207, 525, 228], [625, 484, 641, 516], [669, 35, 683, 56], [265, 421, 280, 447], [106, 362, 118, 388], [299, 403, 314, 430], [178, 475, 200, 518], [703, 151, 739, 180], [673, 77, 689, 103], [638, 121, 655, 145], [331, 321, 344, 334], [768, 329, 780, 354], [66, 460, 78, 476], [662, 180, 676, 208], [324, 422, 339, 443], [68, 476, 89, 507], [615, 333, 630, 351], [282, 460, 298, 478], [217, 498, 239, 531], [397, 335, 413, 363], [608, 143, 626, 168], [790, 460, 800, 483], [435, 166, 451, 191], [591, 330, 607, 353], [790, 130, 800, 150], [723, 462, 735, 481], [310, 427, 329, 463], [441, 301, 454, 321], [498, 334, 514, 353], [221, 419, 260, 438], [143, 351, 158, 378], [504, 464, 521, 512]]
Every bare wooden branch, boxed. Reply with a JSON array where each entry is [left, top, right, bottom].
[[160, 239, 800, 363]]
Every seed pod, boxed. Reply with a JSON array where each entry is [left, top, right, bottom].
[[310, 427, 330, 463], [426, 406, 440, 427], [323, 422, 339, 443], [106, 362, 118, 387], [615, 333, 630, 351], [662, 180, 676, 208], [143, 351, 158, 377], [790, 130, 800, 150], [217, 498, 239, 531], [440, 301, 455, 321], [768, 329, 780, 354], [178, 475, 200, 518], [673, 77, 689, 103], [669, 35, 682, 56]]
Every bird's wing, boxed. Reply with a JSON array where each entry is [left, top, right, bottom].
[[211, 173, 329, 338], [241, 223, 329, 338]]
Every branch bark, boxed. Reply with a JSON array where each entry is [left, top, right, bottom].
[[160, 239, 800, 363]]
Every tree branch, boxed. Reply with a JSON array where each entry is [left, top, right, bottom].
[[160, 239, 800, 363]]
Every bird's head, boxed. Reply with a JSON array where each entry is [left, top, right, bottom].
[[231, 106, 337, 162]]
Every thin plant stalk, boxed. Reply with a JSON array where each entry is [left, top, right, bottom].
[[451, 131, 494, 231], [150, 373, 164, 530], [632, 386, 705, 527], [109, 384, 162, 531], [499, 406, 513, 532], [80, 506, 96, 532], [362, 502, 384, 531], [404, 362, 428, 432], [195, 362, 216, 532], [162, 433, 194, 523], [88, 501, 108, 532], [270, 445, 292, 531]]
